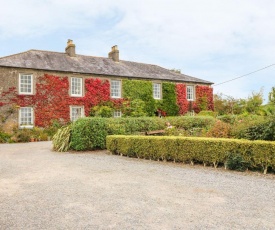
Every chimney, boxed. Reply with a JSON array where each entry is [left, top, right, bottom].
[[65, 39, 76, 57], [108, 45, 119, 62]]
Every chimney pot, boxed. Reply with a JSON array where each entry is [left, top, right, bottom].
[[108, 45, 119, 62], [65, 39, 76, 57]]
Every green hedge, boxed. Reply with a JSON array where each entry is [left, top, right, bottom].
[[69, 116, 216, 151], [167, 116, 215, 130], [70, 117, 167, 150], [106, 135, 275, 174], [70, 118, 107, 150]]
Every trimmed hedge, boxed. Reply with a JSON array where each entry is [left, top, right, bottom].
[[70, 117, 167, 150], [70, 118, 108, 150], [106, 135, 275, 174], [69, 116, 216, 151], [167, 116, 215, 130]]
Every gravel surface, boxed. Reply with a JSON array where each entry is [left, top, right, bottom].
[[0, 141, 275, 230]]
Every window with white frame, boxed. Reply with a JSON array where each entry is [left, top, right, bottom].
[[71, 77, 83, 96], [111, 80, 121, 98], [113, 110, 122, 118], [19, 74, 33, 95], [70, 106, 84, 122], [187, 85, 195, 101], [19, 107, 34, 128], [153, 83, 161, 99]]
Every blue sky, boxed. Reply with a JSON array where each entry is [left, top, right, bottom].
[[1, 0, 274, 103]]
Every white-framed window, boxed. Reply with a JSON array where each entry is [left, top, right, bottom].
[[187, 85, 195, 101], [70, 106, 84, 122], [19, 74, 33, 95], [113, 110, 122, 118], [71, 77, 83, 97], [19, 107, 34, 128], [111, 80, 121, 98], [153, 82, 161, 99]]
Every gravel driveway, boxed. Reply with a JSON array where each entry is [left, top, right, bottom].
[[0, 141, 275, 230]]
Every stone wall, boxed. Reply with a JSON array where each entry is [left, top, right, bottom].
[[0, 66, 109, 131]]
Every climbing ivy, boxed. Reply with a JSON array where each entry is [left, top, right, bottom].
[[0, 74, 214, 127], [156, 82, 179, 116], [122, 79, 156, 116]]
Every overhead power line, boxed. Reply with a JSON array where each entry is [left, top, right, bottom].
[[213, 63, 275, 86]]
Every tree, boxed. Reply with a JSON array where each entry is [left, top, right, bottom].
[[214, 90, 264, 116], [214, 93, 244, 115], [245, 90, 263, 114], [268, 87, 275, 105]]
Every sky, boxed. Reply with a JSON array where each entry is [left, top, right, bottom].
[[0, 0, 274, 103]]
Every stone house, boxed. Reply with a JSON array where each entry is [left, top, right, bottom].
[[0, 40, 213, 130]]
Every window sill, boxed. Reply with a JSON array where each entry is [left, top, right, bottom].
[[18, 93, 34, 95], [71, 94, 83, 97], [111, 96, 121, 99], [19, 125, 34, 129]]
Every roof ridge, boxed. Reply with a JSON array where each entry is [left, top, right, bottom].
[[0, 48, 213, 84], [0, 50, 34, 60], [31, 49, 114, 60], [0, 49, 163, 68]]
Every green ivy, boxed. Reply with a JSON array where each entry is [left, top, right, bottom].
[[122, 80, 180, 116], [157, 82, 179, 116], [122, 79, 156, 116]]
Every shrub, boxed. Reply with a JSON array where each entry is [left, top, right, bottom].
[[0, 131, 11, 143], [56, 116, 216, 152], [90, 105, 114, 118], [164, 127, 180, 136], [14, 129, 32, 142], [241, 117, 275, 141], [52, 124, 72, 152], [107, 135, 275, 173], [225, 153, 251, 171], [70, 118, 107, 151], [166, 116, 215, 130], [44, 120, 64, 137], [67, 117, 168, 151], [206, 120, 231, 138], [198, 110, 218, 117], [217, 115, 237, 124], [231, 115, 270, 139]]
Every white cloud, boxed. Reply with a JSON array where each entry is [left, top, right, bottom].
[[0, 0, 274, 101]]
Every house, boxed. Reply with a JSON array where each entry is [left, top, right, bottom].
[[0, 39, 213, 130]]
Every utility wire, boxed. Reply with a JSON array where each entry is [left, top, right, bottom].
[[213, 63, 275, 86]]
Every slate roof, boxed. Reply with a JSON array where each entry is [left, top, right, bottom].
[[0, 49, 213, 84]]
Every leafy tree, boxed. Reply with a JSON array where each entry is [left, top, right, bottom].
[[214, 90, 264, 115], [214, 93, 244, 115], [245, 90, 263, 114], [268, 87, 275, 105]]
